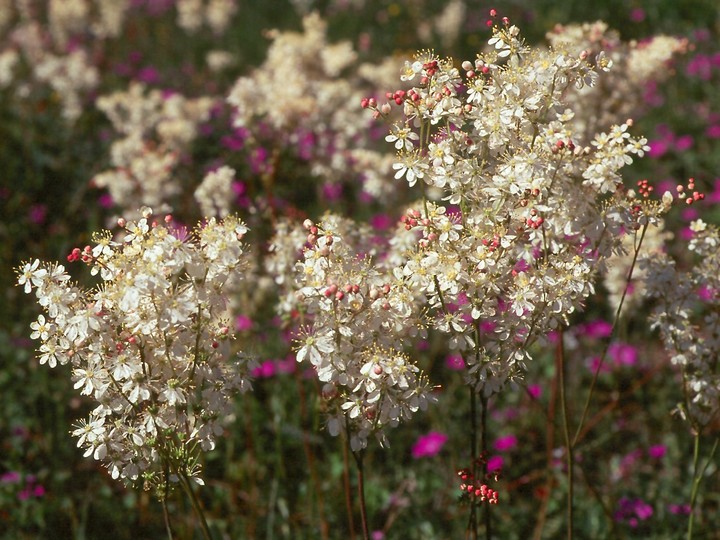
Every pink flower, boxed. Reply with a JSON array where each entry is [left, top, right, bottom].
[[493, 435, 517, 452], [708, 178, 720, 203], [668, 503, 691, 515], [527, 384, 542, 400], [370, 214, 393, 230], [28, 204, 47, 225], [587, 356, 611, 374], [445, 354, 465, 370], [608, 343, 638, 367], [674, 134, 694, 151], [1, 471, 21, 484], [581, 319, 612, 339], [648, 445, 666, 459], [235, 315, 253, 331], [412, 432, 448, 459], [706, 125, 720, 139], [647, 139, 670, 159], [487, 455, 503, 472], [630, 8, 645, 22], [322, 183, 343, 202], [252, 360, 276, 378]]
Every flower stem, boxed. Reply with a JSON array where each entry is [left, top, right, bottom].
[[352, 449, 370, 540], [573, 222, 648, 447], [178, 472, 212, 540], [469, 388, 479, 540], [557, 329, 574, 540], [687, 434, 719, 539], [341, 432, 357, 540], [480, 394, 492, 540]]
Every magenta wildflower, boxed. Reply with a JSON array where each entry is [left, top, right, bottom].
[[493, 435, 517, 452], [608, 342, 638, 367], [412, 432, 448, 459], [629, 8, 645, 22], [674, 134, 694, 151], [668, 503, 691, 515], [370, 214, 393, 230], [647, 139, 670, 159], [445, 354, 465, 370], [1, 471, 21, 484], [252, 360, 276, 378], [487, 455, 503, 473], [28, 204, 47, 225], [614, 497, 653, 528], [581, 319, 612, 339], [527, 384, 542, 400], [137, 66, 160, 84], [236, 315, 253, 331], [706, 124, 720, 139], [648, 445, 667, 459]]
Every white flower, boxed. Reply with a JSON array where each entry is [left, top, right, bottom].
[[296, 330, 335, 365], [385, 124, 419, 151], [30, 315, 52, 341], [17, 259, 46, 294]]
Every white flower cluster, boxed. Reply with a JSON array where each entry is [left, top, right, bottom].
[[294, 216, 433, 450], [194, 165, 236, 218], [372, 20, 666, 395], [0, 0, 130, 121], [603, 217, 672, 316], [176, 0, 238, 35], [642, 220, 720, 430], [17, 209, 255, 487], [547, 21, 687, 143], [227, 13, 403, 199], [93, 82, 216, 217]]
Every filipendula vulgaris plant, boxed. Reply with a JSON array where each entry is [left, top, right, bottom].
[[290, 213, 435, 539], [17, 207, 255, 539], [362, 10, 674, 538], [641, 197, 720, 539]]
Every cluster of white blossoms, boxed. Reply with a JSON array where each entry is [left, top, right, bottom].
[[176, 0, 238, 35], [227, 13, 403, 200], [294, 215, 434, 451], [546, 21, 687, 142], [194, 165, 237, 218], [17, 208, 255, 487], [0, 0, 132, 121], [366, 16, 671, 396], [93, 82, 216, 217], [642, 219, 720, 430]]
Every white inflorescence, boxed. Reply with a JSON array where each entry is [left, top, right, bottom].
[[18, 208, 255, 487]]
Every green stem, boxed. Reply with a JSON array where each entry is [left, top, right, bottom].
[[573, 222, 648, 447], [480, 394, 492, 540], [557, 329, 574, 539], [352, 449, 370, 540], [687, 434, 719, 539], [341, 428, 357, 540], [469, 388, 479, 540], [178, 472, 212, 540], [161, 496, 174, 540], [162, 460, 174, 540]]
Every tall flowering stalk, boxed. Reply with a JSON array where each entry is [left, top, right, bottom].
[[290, 214, 434, 538], [363, 12, 670, 538], [17, 207, 255, 537], [642, 214, 719, 539]]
